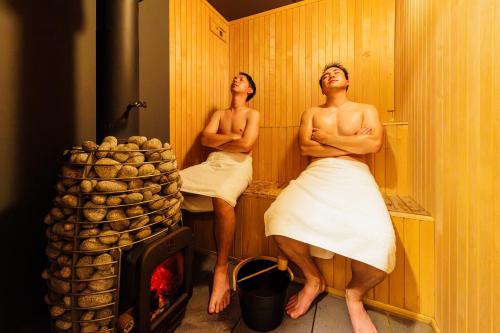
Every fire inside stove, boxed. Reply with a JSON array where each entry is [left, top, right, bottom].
[[150, 251, 184, 321]]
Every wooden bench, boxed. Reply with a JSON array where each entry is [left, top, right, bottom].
[[183, 179, 435, 320]]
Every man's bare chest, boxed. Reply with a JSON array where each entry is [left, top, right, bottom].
[[219, 112, 248, 134], [313, 109, 364, 136]]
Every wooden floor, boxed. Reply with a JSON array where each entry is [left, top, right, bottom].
[[176, 253, 435, 333]]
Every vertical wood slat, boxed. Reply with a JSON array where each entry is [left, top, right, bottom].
[[384, 124, 398, 195], [333, 254, 347, 290], [419, 220, 435, 316], [404, 217, 420, 312], [389, 217, 405, 308]]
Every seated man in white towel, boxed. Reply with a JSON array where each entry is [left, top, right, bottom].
[[264, 63, 395, 333], [179, 72, 259, 314]]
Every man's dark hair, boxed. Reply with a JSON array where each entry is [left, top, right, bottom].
[[240, 72, 256, 101], [319, 62, 349, 92]]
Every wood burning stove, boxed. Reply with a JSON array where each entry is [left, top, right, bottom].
[[119, 226, 193, 333], [42, 1, 193, 332], [43, 138, 193, 332]]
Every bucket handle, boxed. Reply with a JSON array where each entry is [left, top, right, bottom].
[[232, 255, 294, 291]]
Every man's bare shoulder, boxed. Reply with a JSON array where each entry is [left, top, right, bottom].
[[348, 101, 377, 113], [211, 109, 226, 117], [303, 106, 323, 116], [245, 108, 260, 119], [246, 107, 259, 115]]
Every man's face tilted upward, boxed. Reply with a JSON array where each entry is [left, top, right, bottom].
[[320, 66, 349, 95], [230, 74, 253, 100]]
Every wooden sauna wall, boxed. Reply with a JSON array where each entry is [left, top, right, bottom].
[[169, 0, 230, 169], [368, 122, 409, 195], [228, 0, 396, 185], [395, 0, 499, 331]]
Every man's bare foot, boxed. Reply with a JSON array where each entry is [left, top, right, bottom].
[[285, 278, 325, 319], [208, 265, 231, 314], [345, 289, 378, 333]]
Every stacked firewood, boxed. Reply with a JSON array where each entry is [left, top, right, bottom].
[[42, 136, 183, 332]]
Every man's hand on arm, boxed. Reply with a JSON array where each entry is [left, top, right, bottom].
[[299, 109, 350, 158], [216, 110, 260, 153], [311, 106, 383, 154], [200, 111, 236, 148]]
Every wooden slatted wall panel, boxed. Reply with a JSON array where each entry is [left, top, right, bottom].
[[368, 122, 409, 195], [228, 0, 395, 184], [169, 0, 230, 169], [395, 0, 499, 331]]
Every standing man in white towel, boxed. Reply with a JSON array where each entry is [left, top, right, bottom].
[[264, 63, 395, 333], [179, 72, 259, 314]]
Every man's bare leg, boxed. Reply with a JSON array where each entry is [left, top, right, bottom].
[[345, 260, 386, 333], [208, 198, 236, 314], [273, 235, 326, 319]]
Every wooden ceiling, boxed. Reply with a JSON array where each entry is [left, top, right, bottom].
[[206, 0, 302, 21]]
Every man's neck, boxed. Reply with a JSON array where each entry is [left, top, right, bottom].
[[324, 89, 349, 108], [230, 94, 248, 110]]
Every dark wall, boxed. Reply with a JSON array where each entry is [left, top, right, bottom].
[[0, 0, 169, 331], [207, 0, 301, 20], [139, 0, 170, 142]]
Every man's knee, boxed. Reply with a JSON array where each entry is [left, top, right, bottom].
[[213, 198, 234, 217], [273, 235, 288, 247], [351, 260, 387, 282]]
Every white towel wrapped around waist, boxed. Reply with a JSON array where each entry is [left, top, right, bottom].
[[264, 158, 396, 273], [179, 151, 252, 212]]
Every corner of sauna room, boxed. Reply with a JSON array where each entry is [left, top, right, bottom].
[[0, 0, 496, 332], [169, 0, 498, 332]]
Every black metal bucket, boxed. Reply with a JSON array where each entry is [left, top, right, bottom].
[[233, 257, 294, 332]]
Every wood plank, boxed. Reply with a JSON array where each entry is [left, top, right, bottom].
[[240, 196, 268, 258], [399, 196, 431, 216], [286, 9, 293, 126], [403, 218, 420, 312], [384, 123, 397, 195], [269, 14, 276, 127], [374, 275, 389, 304], [419, 219, 435, 317], [311, 1, 319, 106], [298, 6, 306, 116], [333, 254, 347, 290], [388, 195, 411, 214], [262, 128, 271, 181], [292, 8, 300, 126], [280, 12, 287, 127], [180, 0, 187, 166], [315, 257, 334, 288], [263, 15, 270, 127], [396, 124, 409, 195], [305, 4, 312, 109], [277, 128, 288, 186], [389, 216, 405, 308], [248, 18, 254, 108], [374, 132, 387, 190], [185, 211, 216, 252]]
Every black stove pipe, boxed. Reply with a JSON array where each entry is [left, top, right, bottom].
[[97, 0, 143, 141]]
